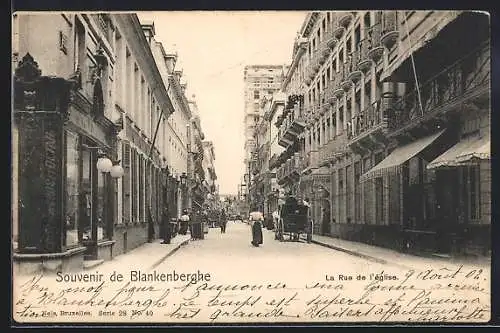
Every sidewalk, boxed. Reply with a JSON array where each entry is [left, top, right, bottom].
[[295, 232, 491, 270], [92, 234, 191, 273]]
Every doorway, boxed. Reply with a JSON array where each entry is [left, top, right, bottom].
[[80, 138, 109, 260]]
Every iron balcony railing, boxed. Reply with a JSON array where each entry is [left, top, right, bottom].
[[388, 42, 490, 130], [348, 100, 384, 139], [319, 132, 348, 165]]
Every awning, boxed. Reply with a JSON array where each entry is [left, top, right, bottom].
[[427, 133, 490, 169], [360, 130, 445, 182]]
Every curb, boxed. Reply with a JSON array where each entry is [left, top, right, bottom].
[[149, 238, 190, 269], [302, 236, 388, 265]]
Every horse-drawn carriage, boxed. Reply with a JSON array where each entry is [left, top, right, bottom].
[[275, 196, 310, 242]]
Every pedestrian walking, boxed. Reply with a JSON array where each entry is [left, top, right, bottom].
[[220, 209, 227, 233], [160, 207, 171, 244], [302, 198, 312, 244], [249, 210, 263, 247], [180, 209, 190, 236]]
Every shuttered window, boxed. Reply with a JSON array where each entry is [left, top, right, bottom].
[[121, 141, 131, 224]]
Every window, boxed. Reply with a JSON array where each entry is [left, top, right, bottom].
[[74, 18, 85, 72], [363, 157, 371, 222], [364, 12, 371, 29], [254, 90, 260, 100], [64, 131, 80, 246], [346, 165, 352, 222], [354, 162, 361, 222], [122, 141, 131, 224]]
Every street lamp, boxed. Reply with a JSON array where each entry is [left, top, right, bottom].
[[109, 161, 125, 178], [96, 156, 113, 173]]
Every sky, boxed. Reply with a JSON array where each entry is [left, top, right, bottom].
[[137, 11, 306, 195]]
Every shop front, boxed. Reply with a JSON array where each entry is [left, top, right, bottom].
[[13, 53, 121, 274]]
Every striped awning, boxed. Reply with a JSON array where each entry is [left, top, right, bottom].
[[427, 133, 490, 169], [360, 130, 445, 182]]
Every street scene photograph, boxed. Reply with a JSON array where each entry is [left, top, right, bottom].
[[11, 10, 491, 325]]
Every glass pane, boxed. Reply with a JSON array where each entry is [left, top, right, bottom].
[[81, 149, 92, 240], [97, 170, 108, 240], [65, 131, 80, 246]]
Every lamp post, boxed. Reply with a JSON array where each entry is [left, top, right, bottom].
[[84, 146, 124, 259]]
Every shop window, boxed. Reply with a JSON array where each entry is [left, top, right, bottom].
[[97, 170, 108, 240], [64, 131, 81, 247]]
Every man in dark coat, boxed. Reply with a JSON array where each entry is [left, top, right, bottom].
[[321, 207, 331, 236], [160, 207, 171, 244], [220, 209, 227, 233]]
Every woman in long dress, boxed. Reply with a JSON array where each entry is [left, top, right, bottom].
[[250, 211, 264, 247]]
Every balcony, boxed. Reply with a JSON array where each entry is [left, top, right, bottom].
[[301, 151, 319, 174], [319, 133, 348, 166], [329, 71, 343, 98], [339, 12, 354, 28], [327, 19, 338, 50], [367, 23, 385, 64], [347, 100, 389, 154], [381, 11, 399, 49], [277, 154, 302, 185], [388, 41, 490, 136], [278, 105, 307, 148], [312, 52, 322, 73], [319, 92, 329, 116], [340, 62, 353, 91], [357, 37, 373, 73], [327, 80, 337, 104], [319, 39, 330, 64], [347, 49, 362, 83]]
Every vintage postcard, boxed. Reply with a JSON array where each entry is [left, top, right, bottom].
[[11, 10, 491, 325]]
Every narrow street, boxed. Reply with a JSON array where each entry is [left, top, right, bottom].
[[13, 221, 490, 324]]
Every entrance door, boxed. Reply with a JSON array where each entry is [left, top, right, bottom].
[[80, 139, 109, 259], [435, 169, 460, 253], [80, 145, 95, 258]]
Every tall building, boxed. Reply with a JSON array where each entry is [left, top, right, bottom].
[[145, 20, 193, 220], [12, 13, 216, 274], [242, 65, 287, 193], [273, 11, 490, 257]]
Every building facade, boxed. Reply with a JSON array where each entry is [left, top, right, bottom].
[[202, 141, 217, 194], [274, 11, 490, 256], [146, 22, 193, 220], [249, 92, 286, 218], [12, 13, 215, 274], [187, 97, 207, 212], [242, 65, 288, 195]]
